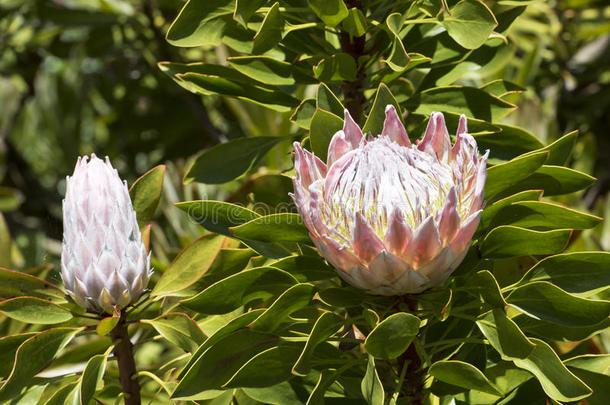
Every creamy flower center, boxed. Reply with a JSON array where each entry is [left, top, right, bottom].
[[317, 136, 460, 243]]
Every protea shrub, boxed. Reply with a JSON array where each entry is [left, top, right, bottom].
[[292, 106, 488, 295], [61, 154, 152, 314]]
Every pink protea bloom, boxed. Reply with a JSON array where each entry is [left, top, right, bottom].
[[61, 154, 152, 313], [291, 107, 488, 295]]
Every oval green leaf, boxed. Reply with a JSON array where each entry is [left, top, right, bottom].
[[507, 281, 610, 327], [230, 213, 311, 243], [249, 283, 316, 332], [429, 360, 501, 396], [143, 312, 206, 353], [364, 312, 421, 359], [481, 226, 571, 258], [513, 338, 592, 402], [175, 200, 260, 235], [180, 266, 298, 314], [0, 296, 73, 324], [442, 0, 497, 49], [0, 327, 82, 401], [129, 165, 165, 227], [152, 233, 225, 297], [516, 252, 610, 296], [185, 136, 283, 184]]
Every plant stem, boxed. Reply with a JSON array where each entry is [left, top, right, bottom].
[[110, 311, 142, 405], [339, 0, 367, 122], [397, 343, 426, 404]]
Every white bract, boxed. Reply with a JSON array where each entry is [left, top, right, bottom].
[[61, 154, 151, 313], [292, 107, 488, 295]]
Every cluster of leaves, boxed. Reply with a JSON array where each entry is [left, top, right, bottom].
[[0, 0, 609, 404]]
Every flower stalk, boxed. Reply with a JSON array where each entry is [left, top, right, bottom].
[[110, 311, 141, 405]]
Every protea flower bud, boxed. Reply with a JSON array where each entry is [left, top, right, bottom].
[[292, 107, 488, 295], [61, 154, 151, 313]]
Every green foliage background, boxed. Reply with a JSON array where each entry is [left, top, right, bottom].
[[0, 0, 609, 404]]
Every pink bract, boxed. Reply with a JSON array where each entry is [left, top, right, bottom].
[[291, 106, 488, 295]]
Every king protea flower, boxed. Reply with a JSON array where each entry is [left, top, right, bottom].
[[61, 154, 152, 313], [292, 107, 488, 295]]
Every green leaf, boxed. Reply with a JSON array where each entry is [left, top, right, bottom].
[[138, 371, 176, 397], [166, 0, 234, 47], [234, 0, 267, 27], [0, 333, 36, 379], [469, 270, 506, 308], [153, 233, 225, 297], [309, 109, 344, 162], [384, 13, 410, 71], [506, 281, 610, 327], [175, 200, 260, 236], [313, 53, 357, 82], [488, 201, 602, 230], [513, 338, 591, 402], [242, 383, 304, 405], [129, 165, 165, 227], [342, 7, 367, 37], [362, 83, 402, 136], [565, 354, 610, 374], [406, 86, 516, 122], [178, 72, 298, 112], [480, 79, 525, 98], [249, 283, 315, 332], [178, 248, 256, 297], [476, 309, 535, 360], [224, 344, 302, 388], [430, 360, 501, 395], [42, 382, 78, 405], [485, 151, 548, 200], [181, 266, 298, 314], [0, 267, 65, 301], [474, 124, 545, 162], [0, 328, 81, 401], [77, 348, 110, 405], [442, 0, 498, 49], [515, 315, 610, 342], [481, 226, 571, 259], [516, 252, 610, 296], [179, 310, 265, 380], [172, 329, 278, 399], [364, 313, 420, 360], [316, 83, 344, 117], [523, 130, 578, 166], [480, 190, 543, 231], [270, 255, 335, 282], [290, 98, 317, 129], [230, 213, 311, 243], [307, 0, 348, 26], [0, 296, 73, 324], [228, 56, 314, 86], [318, 286, 366, 307], [497, 165, 596, 198], [252, 2, 284, 54], [96, 316, 119, 336], [143, 313, 206, 353], [565, 364, 610, 405], [361, 356, 385, 405], [308, 369, 340, 405], [185, 136, 283, 184], [293, 312, 344, 375]]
